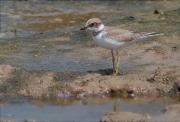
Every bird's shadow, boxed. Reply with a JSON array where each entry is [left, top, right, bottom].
[[87, 68, 114, 76]]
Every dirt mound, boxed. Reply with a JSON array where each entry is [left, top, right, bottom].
[[0, 64, 179, 99], [100, 104, 180, 122], [100, 112, 149, 122]]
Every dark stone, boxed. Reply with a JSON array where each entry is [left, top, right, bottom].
[[154, 9, 160, 14]]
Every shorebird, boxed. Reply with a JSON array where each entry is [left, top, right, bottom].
[[80, 18, 163, 75]]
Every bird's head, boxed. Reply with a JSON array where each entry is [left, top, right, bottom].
[[80, 18, 104, 32]]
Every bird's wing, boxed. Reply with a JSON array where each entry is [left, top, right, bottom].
[[105, 26, 134, 42], [105, 26, 163, 42]]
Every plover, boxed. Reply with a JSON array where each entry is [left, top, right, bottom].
[[80, 18, 163, 75]]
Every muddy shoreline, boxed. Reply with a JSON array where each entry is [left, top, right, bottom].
[[0, 64, 179, 99], [100, 104, 180, 122]]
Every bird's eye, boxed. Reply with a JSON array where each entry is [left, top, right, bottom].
[[89, 23, 94, 27]]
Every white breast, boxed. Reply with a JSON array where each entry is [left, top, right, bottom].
[[93, 31, 125, 50]]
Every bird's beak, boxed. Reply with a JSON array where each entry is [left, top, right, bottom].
[[80, 26, 87, 30]]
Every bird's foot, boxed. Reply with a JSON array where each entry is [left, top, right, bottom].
[[112, 71, 120, 76], [112, 67, 120, 76], [112, 68, 120, 76]]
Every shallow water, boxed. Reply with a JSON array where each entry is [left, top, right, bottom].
[[0, 0, 179, 72], [0, 97, 176, 121]]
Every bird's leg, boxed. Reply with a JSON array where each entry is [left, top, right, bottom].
[[115, 50, 120, 75], [111, 49, 116, 74]]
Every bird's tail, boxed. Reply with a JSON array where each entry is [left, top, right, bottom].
[[134, 32, 164, 41]]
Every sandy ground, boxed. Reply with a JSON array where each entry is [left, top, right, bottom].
[[100, 104, 180, 122], [0, 35, 179, 99]]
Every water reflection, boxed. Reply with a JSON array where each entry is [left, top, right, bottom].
[[0, 97, 177, 121]]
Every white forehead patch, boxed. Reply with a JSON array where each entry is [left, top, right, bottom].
[[85, 18, 101, 27]]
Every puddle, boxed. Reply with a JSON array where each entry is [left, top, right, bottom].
[[0, 97, 176, 121]]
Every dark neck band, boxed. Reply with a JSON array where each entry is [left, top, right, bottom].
[[93, 30, 103, 36]]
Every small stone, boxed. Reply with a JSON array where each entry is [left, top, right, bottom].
[[154, 9, 160, 14]]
